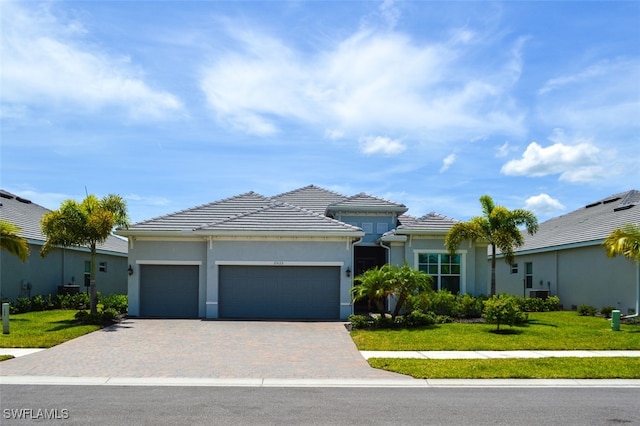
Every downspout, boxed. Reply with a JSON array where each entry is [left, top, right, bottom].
[[350, 237, 363, 315], [627, 262, 640, 319]]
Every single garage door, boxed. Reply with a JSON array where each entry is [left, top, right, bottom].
[[219, 265, 340, 319], [139, 264, 199, 318]]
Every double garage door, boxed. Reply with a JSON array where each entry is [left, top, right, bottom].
[[219, 265, 340, 320], [139, 264, 340, 319]]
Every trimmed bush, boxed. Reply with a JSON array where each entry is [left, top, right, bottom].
[[483, 294, 528, 330], [577, 305, 598, 316], [99, 294, 128, 314], [600, 306, 615, 318], [400, 310, 437, 328], [348, 314, 373, 330]]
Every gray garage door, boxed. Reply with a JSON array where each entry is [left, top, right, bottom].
[[140, 264, 199, 318], [219, 266, 340, 319]]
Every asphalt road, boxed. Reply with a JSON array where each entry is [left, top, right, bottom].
[[2, 385, 638, 425]]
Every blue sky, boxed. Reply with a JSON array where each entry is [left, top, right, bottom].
[[2, 0, 639, 224]]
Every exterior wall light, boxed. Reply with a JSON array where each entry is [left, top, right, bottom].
[[128, 265, 134, 276], [345, 267, 351, 278]]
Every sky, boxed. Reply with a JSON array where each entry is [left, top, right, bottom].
[[1, 0, 639, 224]]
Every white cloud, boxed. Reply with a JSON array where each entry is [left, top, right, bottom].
[[359, 136, 406, 155], [1, 3, 184, 121], [496, 141, 518, 158], [501, 141, 601, 183], [440, 153, 457, 173], [198, 22, 526, 141], [524, 193, 565, 215]]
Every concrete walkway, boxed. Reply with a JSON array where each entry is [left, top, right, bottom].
[[360, 350, 640, 359]]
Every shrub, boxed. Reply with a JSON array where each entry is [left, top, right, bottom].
[[400, 310, 437, 328], [452, 293, 485, 318], [600, 306, 615, 318], [483, 294, 527, 330], [545, 296, 560, 311], [99, 294, 128, 314], [577, 305, 598, 316], [348, 314, 372, 330], [10, 298, 31, 314], [373, 315, 395, 329], [430, 290, 457, 316]]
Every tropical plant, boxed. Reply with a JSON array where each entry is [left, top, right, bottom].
[[387, 263, 433, 320], [445, 195, 538, 296], [0, 220, 30, 262], [351, 264, 394, 315], [40, 194, 129, 314], [351, 263, 433, 320], [603, 223, 640, 263]]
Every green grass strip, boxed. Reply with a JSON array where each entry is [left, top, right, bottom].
[[0, 310, 100, 348], [352, 311, 640, 351], [368, 357, 640, 379]]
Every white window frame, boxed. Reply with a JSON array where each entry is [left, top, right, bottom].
[[413, 249, 467, 294]]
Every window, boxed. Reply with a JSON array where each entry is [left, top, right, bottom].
[[376, 223, 389, 234], [417, 253, 461, 293], [511, 263, 518, 274], [525, 262, 533, 289], [99, 261, 107, 272], [361, 222, 373, 234]]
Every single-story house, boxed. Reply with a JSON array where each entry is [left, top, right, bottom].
[[0, 190, 129, 301], [116, 185, 489, 320], [494, 189, 639, 315]]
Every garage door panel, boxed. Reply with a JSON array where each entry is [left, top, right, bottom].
[[140, 265, 199, 318], [219, 266, 339, 319]]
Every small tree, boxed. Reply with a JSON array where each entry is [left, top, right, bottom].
[[445, 195, 538, 296], [0, 220, 30, 262], [388, 263, 433, 320], [351, 265, 394, 315], [603, 223, 640, 263], [351, 263, 433, 320], [483, 294, 527, 331], [41, 194, 129, 314]]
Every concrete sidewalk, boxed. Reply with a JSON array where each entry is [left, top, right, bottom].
[[360, 350, 640, 359], [4, 348, 640, 359]]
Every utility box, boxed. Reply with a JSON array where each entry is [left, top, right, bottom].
[[611, 309, 621, 331]]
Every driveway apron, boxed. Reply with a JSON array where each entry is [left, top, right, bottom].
[[0, 319, 404, 379]]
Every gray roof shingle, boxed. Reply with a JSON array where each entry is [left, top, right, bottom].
[[126, 192, 270, 231], [197, 201, 363, 236], [271, 185, 348, 215], [514, 189, 640, 254], [395, 212, 460, 234], [327, 192, 408, 214], [0, 190, 127, 255]]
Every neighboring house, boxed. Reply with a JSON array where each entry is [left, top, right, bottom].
[[494, 190, 640, 315], [0, 190, 128, 301], [116, 185, 489, 320]]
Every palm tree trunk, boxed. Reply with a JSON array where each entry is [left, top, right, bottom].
[[490, 244, 496, 296]]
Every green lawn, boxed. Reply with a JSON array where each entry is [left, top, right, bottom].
[[369, 357, 640, 379], [0, 310, 100, 348], [353, 311, 640, 379], [351, 311, 640, 351]]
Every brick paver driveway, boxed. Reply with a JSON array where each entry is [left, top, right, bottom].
[[0, 320, 404, 379]]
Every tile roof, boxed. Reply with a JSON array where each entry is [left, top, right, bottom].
[[271, 185, 348, 215], [327, 192, 408, 214], [0, 190, 127, 255], [514, 189, 640, 254], [126, 192, 270, 231], [196, 201, 363, 236], [395, 212, 460, 234]]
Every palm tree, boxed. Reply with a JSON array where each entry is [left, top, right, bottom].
[[388, 263, 433, 320], [351, 264, 394, 315], [0, 220, 30, 262], [41, 194, 129, 314], [603, 223, 640, 318], [445, 195, 538, 296], [603, 223, 640, 263]]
